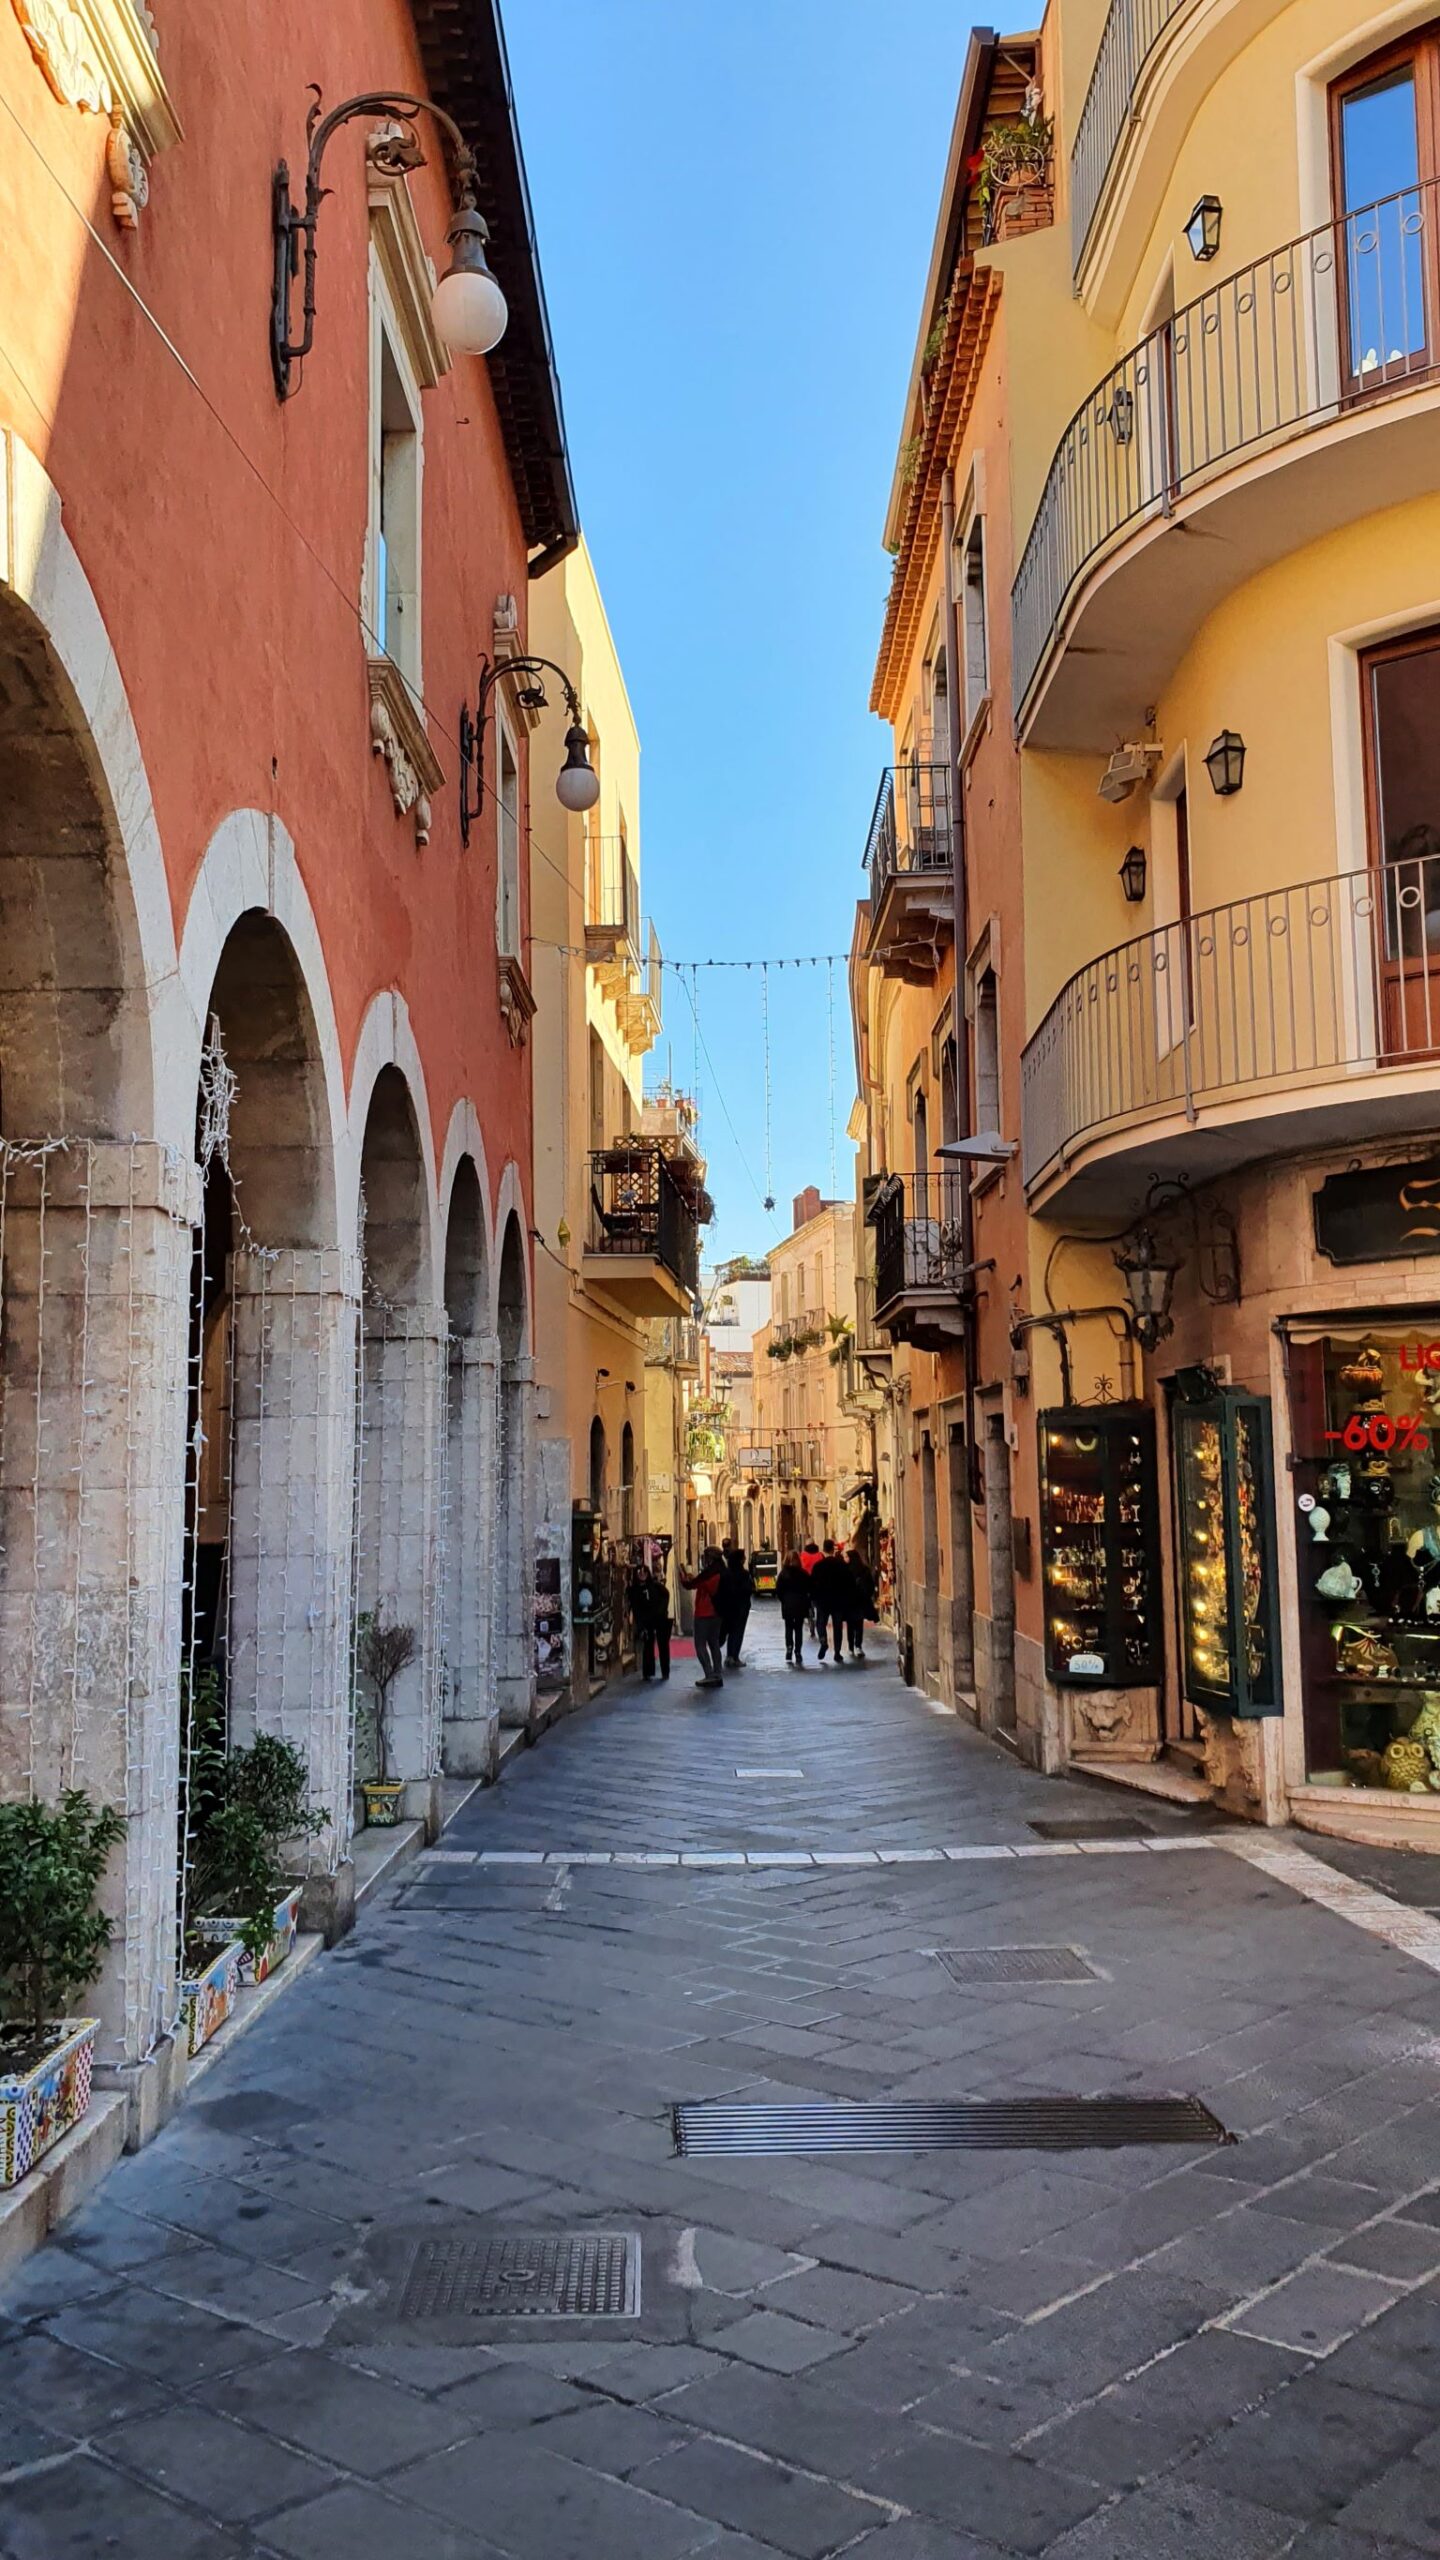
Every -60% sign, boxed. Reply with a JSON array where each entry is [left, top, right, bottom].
[[1325, 1413, 1431, 1454]]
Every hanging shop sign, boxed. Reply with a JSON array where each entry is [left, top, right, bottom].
[[1038, 1404, 1161, 1686], [1313, 1157, 1440, 1265]]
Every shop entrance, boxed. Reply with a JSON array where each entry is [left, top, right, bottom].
[[1286, 1322, 1440, 1791]]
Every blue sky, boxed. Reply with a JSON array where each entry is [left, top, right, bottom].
[[506, 2, 972, 1260]]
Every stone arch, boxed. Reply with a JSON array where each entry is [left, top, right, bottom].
[[441, 1153, 498, 1777], [357, 1062, 444, 1811], [0, 467, 186, 2072], [493, 1206, 533, 1729], [589, 1412, 609, 1514], [621, 1418, 636, 1539], [348, 992, 440, 1295]]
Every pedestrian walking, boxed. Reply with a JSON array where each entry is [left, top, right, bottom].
[[719, 1541, 755, 1668], [629, 1562, 672, 1683], [776, 1550, 811, 1665], [844, 1546, 876, 1662], [678, 1548, 726, 1688], [798, 1537, 822, 1638], [810, 1538, 855, 1663]]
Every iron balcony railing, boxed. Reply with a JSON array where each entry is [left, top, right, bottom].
[[587, 1143, 700, 1295], [772, 1308, 830, 1351], [1071, 0, 1193, 274], [586, 835, 640, 941], [1015, 177, 1440, 718], [1022, 853, 1440, 1188], [870, 1172, 968, 1319], [865, 761, 954, 914], [646, 1315, 701, 1369]]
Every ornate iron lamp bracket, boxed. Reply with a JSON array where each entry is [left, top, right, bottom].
[[459, 654, 585, 848]]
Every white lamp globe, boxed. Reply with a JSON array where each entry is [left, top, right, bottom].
[[556, 757, 601, 814], [432, 262, 507, 357]]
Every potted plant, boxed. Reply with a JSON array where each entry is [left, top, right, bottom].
[[0, 1791, 125, 2186], [183, 1727, 327, 2054], [975, 108, 1054, 242], [356, 1610, 417, 1826]]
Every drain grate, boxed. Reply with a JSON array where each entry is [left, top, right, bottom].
[[934, 1945, 1100, 1985], [735, 1768, 805, 1779], [671, 2098, 1231, 2156], [1028, 1816, 1154, 1841], [394, 2232, 641, 2322]]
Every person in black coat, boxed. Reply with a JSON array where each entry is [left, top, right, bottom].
[[845, 1547, 876, 1661], [775, 1551, 810, 1665], [810, 1540, 856, 1663], [718, 1540, 756, 1668], [629, 1564, 672, 1683]]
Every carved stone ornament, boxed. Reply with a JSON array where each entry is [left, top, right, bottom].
[[1075, 1692, 1133, 1743], [12, 1, 177, 227], [367, 656, 445, 848], [497, 954, 537, 1048]]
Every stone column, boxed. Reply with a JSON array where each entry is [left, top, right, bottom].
[[495, 1352, 536, 1730], [0, 1140, 197, 2084], [228, 1247, 362, 1881], [358, 1299, 446, 1813], [442, 1330, 499, 1777]]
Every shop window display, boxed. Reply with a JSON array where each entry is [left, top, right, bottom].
[[1170, 1388, 1280, 1717], [1287, 1326, 1440, 1792], [1039, 1405, 1160, 1685]]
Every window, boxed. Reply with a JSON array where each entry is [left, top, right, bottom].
[[588, 1030, 605, 1153], [960, 517, 988, 730], [374, 328, 421, 685], [974, 967, 1000, 1133], [497, 717, 521, 959], [1360, 622, 1440, 1052], [1330, 28, 1438, 383]]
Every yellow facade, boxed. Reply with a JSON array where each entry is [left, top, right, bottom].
[[750, 1196, 869, 1556]]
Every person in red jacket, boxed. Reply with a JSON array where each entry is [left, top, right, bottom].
[[798, 1539, 822, 1640], [679, 1547, 726, 1688]]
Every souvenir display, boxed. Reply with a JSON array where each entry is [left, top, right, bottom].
[[1307, 1504, 1331, 1544], [1039, 1405, 1159, 1686], [1287, 1325, 1440, 1785], [1170, 1390, 1280, 1714]]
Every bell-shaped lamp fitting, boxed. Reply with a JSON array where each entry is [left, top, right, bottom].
[[556, 721, 600, 812], [432, 205, 508, 357]]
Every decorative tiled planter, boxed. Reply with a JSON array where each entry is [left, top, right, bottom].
[[180, 1938, 244, 2057], [0, 2019, 98, 2187], [195, 1885, 303, 1987], [361, 1779, 405, 1829]]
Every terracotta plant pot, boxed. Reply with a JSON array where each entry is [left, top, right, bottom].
[[362, 1779, 406, 1829], [0, 2019, 98, 2187], [180, 1938, 244, 2057]]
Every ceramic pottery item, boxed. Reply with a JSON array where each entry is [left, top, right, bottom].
[[1308, 1505, 1331, 1543], [1382, 1736, 1429, 1792], [1316, 1560, 1361, 1601]]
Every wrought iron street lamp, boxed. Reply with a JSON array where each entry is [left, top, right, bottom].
[[271, 89, 507, 400], [1185, 195, 1223, 261], [1119, 843, 1148, 903], [1114, 1226, 1181, 1352], [1204, 730, 1246, 796], [458, 654, 599, 846]]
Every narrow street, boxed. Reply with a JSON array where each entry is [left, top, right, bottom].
[[6, 1626, 1440, 2559]]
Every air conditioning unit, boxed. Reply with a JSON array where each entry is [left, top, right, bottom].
[[1099, 743, 1163, 804]]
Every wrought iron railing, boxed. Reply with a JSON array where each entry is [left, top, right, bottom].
[[865, 762, 954, 913], [773, 1309, 830, 1351], [1015, 177, 1440, 718], [1071, 0, 1193, 274], [586, 835, 640, 941], [870, 1172, 968, 1317], [587, 1143, 700, 1295], [1021, 854, 1440, 1187]]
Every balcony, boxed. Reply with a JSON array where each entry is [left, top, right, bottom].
[[616, 921, 663, 1057], [1014, 179, 1440, 746], [869, 1172, 969, 1351], [584, 1141, 707, 1317], [863, 763, 954, 981], [647, 1315, 701, 1373], [585, 836, 641, 989], [1071, 0, 1193, 282], [770, 1309, 830, 1355], [1022, 853, 1440, 1212]]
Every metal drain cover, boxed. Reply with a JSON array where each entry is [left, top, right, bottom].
[[1029, 1816, 1153, 1841], [671, 2098, 1231, 2156], [395, 2232, 641, 2322], [934, 1946, 1100, 1985]]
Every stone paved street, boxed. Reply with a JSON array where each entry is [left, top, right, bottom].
[[7, 1619, 1440, 2557]]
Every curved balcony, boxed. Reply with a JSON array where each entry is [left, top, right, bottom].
[[1014, 179, 1440, 746], [1071, 0, 1194, 279], [1022, 854, 1440, 1211]]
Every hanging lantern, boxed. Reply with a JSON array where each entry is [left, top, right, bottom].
[[1204, 730, 1246, 796], [1119, 844, 1148, 903], [1184, 195, 1223, 262], [1114, 1225, 1181, 1352]]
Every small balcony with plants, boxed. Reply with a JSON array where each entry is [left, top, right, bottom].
[[868, 1170, 969, 1351], [863, 760, 955, 981], [584, 1138, 710, 1317]]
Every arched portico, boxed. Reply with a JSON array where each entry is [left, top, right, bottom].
[[494, 1202, 534, 1730]]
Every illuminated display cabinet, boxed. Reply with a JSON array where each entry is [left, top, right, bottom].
[[1170, 1387, 1281, 1718], [1039, 1405, 1160, 1687]]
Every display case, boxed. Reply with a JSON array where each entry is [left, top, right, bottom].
[[1170, 1389, 1281, 1717], [1039, 1404, 1160, 1686]]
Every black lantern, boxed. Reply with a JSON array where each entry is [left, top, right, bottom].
[[1204, 730, 1246, 796], [1107, 385, 1135, 445], [1114, 1225, 1181, 1352], [1119, 844, 1147, 903], [1184, 195, 1223, 261]]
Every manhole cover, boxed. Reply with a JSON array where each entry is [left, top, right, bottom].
[[1028, 1816, 1153, 1841], [395, 2232, 641, 2322], [671, 2098, 1231, 2155], [934, 1946, 1100, 1984]]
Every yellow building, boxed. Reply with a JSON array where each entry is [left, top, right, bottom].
[[751, 1191, 870, 1557], [867, 2, 1440, 1843], [529, 544, 702, 1695]]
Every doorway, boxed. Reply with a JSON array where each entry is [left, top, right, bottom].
[[1363, 624, 1440, 1054]]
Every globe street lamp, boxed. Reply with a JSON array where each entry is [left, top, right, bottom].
[[459, 655, 600, 847]]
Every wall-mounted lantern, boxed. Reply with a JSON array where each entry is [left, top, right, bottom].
[[1185, 195, 1223, 261], [1107, 385, 1135, 445], [458, 655, 600, 847], [1119, 844, 1148, 903], [1114, 1225, 1181, 1352], [1204, 729, 1246, 796]]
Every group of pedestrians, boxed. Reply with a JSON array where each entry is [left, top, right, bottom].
[[775, 1537, 876, 1667]]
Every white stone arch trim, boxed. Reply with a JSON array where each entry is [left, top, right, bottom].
[[174, 808, 350, 1191], [491, 1158, 532, 1351], [349, 989, 442, 1298], [438, 1097, 496, 1312], [0, 429, 175, 1138]]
